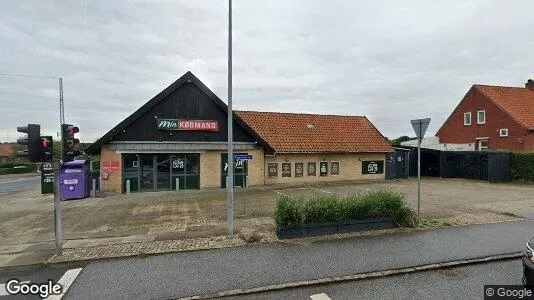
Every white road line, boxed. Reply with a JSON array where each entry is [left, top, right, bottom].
[[46, 268, 83, 300], [0, 177, 39, 184], [306, 187, 334, 194], [354, 186, 371, 191], [310, 293, 332, 300], [390, 184, 406, 188], [0, 281, 30, 296], [274, 190, 289, 197]]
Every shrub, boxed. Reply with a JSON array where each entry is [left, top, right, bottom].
[[0, 164, 37, 175], [275, 190, 415, 228], [511, 153, 534, 181]]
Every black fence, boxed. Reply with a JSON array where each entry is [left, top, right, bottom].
[[397, 146, 512, 182]]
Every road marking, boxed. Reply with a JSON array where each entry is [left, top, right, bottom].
[[306, 187, 334, 194], [282, 187, 309, 191], [390, 184, 405, 188], [274, 191, 289, 197], [0, 281, 30, 296], [46, 268, 83, 300], [354, 186, 371, 191], [310, 293, 332, 300], [0, 177, 39, 184]]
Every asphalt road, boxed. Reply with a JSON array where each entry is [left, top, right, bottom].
[[61, 220, 533, 299], [0, 175, 40, 197], [225, 259, 523, 300]]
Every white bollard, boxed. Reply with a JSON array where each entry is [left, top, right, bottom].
[[176, 178, 180, 191], [126, 180, 130, 194], [92, 179, 97, 197]]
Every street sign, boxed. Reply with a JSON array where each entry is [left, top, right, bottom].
[[234, 154, 252, 161], [411, 118, 431, 140], [410, 117, 431, 226]]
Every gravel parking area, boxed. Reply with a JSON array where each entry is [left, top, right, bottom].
[[1, 178, 532, 247]]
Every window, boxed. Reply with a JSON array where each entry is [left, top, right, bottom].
[[307, 162, 316, 176], [267, 163, 278, 177], [319, 161, 328, 176], [479, 140, 488, 151], [295, 163, 304, 177], [464, 112, 471, 126], [499, 128, 508, 137], [477, 110, 486, 124], [331, 161, 340, 176], [281, 163, 291, 177]]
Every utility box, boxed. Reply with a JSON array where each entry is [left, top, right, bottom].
[[60, 160, 90, 200]]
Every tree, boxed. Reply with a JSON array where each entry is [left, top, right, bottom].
[[388, 135, 416, 146]]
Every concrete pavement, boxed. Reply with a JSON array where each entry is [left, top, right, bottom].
[[62, 220, 534, 299]]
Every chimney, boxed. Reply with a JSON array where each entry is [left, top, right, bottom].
[[526, 79, 534, 91]]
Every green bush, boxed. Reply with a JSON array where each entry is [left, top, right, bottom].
[[0, 165, 37, 175], [275, 190, 415, 228], [511, 153, 534, 181]]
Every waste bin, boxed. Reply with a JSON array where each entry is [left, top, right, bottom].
[[60, 160, 90, 200]]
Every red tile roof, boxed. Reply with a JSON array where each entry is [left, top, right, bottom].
[[0, 143, 13, 157], [235, 111, 393, 153], [474, 85, 534, 130]]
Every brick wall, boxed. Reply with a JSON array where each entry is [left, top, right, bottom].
[[264, 153, 386, 185], [437, 88, 527, 151], [100, 145, 122, 195], [200, 149, 264, 188]]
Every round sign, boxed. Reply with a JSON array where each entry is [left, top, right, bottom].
[[68, 185, 74, 191]]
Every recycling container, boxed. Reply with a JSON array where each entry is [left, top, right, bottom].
[[59, 160, 90, 200]]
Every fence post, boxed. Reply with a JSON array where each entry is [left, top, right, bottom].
[[176, 178, 180, 191], [126, 179, 130, 194]]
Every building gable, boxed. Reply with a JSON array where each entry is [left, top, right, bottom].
[[86, 72, 271, 154]]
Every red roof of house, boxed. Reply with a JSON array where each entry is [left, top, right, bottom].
[[235, 111, 393, 153], [0, 143, 13, 157], [474, 85, 534, 130]]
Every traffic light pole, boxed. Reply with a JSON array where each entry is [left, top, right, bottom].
[[54, 77, 64, 256]]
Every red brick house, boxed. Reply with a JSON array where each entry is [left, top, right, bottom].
[[436, 79, 534, 152]]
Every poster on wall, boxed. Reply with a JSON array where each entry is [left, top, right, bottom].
[[268, 163, 278, 177], [281, 163, 292, 177], [295, 163, 303, 177], [362, 161, 384, 174], [331, 162, 340, 176], [307, 162, 316, 176], [319, 161, 328, 176]]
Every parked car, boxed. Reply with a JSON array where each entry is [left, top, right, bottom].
[[523, 238, 534, 286]]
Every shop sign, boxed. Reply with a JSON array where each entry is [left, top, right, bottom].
[[362, 161, 384, 174], [295, 163, 303, 177], [172, 159, 184, 169], [307, 162, 316, 176], [102, 161, 119, 173], [157, 119, 219, 131], [319, 162, 328, 176], [281, 163, 291, 177], [41, 162, 54, 195]]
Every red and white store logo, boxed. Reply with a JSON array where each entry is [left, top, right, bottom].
[[157, 119, 219, 131]]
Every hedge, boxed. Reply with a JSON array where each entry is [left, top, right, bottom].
[[511, 153, 534, 181], [275, 190, 415, 228]]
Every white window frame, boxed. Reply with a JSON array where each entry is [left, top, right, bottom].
[[330, 161, 340, 176], [478, 140, 488, 151], [499, 128, 508, 137], [477, 110, 486, 124], [464, 112, 471, 126]]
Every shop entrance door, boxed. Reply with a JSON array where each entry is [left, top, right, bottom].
[[140, 154, 155, 191]]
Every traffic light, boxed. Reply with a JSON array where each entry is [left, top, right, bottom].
[[16, 124, 41, 162], [39, 136, 53, 162], [62, 124, 80, 162]]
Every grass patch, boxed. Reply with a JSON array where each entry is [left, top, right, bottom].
[[275, 190, 415, 228]]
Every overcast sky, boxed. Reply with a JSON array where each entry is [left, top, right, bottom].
[[1, 0, 534, 142]]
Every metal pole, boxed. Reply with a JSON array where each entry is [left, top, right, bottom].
[[59, 77, 64, 162], [417, 138, 421, 225], [54, 168, 62, 255], [227, 0, 234, 235], [92, 179, 96, 197]]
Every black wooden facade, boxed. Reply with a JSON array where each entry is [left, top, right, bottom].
[[86, 71, 272, 154]]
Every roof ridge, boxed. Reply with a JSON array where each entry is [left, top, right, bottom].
[[474, 84, 528, 89], [236, 110, 366, 118]]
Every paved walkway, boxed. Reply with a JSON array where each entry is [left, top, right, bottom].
[[64, 220, 534, 299]]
